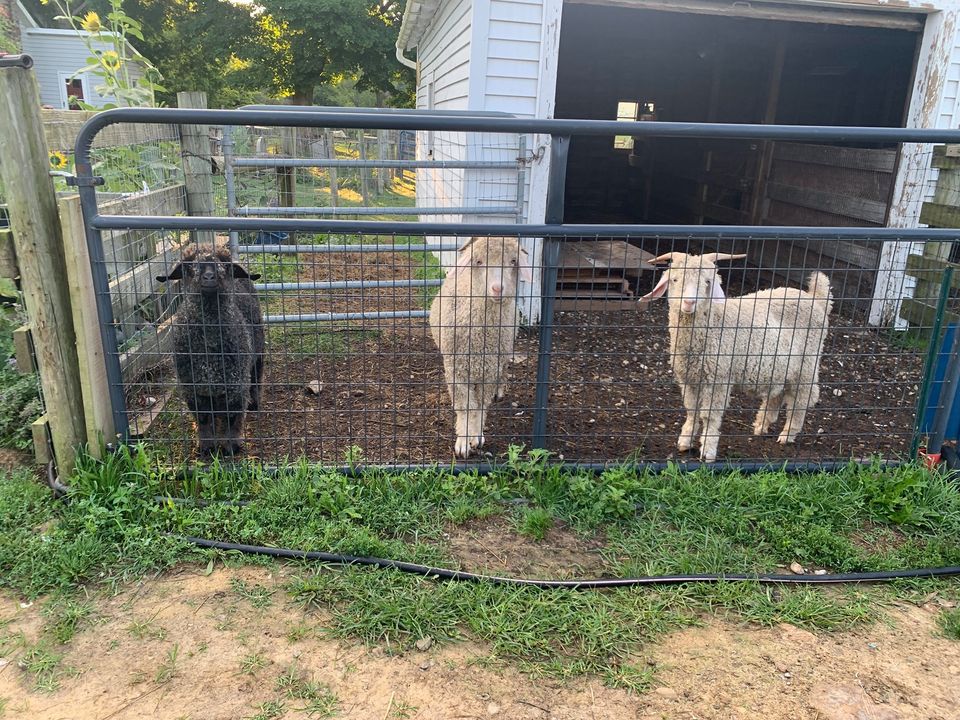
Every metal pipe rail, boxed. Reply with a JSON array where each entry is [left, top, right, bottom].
[[236, 243, 461, 254], [95, 214, 960, 241], [232, 158, 519, 170], [233, 205, 520, 217], [264, 310, 429, 324], [256, 278, 442, 292]]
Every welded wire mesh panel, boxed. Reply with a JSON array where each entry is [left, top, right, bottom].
[[541, 234, 935, 465], [77, 114, 960, 468]]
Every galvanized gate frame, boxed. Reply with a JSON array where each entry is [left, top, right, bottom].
[[72, 108, 960, 468]]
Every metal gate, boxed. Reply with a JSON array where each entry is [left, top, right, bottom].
[[71, 108, 960, 469]]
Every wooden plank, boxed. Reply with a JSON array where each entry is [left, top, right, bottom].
[[41, 109, 177, 153], [561, 241, 656, 275], [31, 415, 52, 466], [932, 145, 960, 169], [13, 325, 35, 373], [773, 143, 897, 173], [919, 202, 960, 228], [900, 297, 960, 329], [120, 320, 173, 382], [58, 194, 115, 453], [765, 182, 887, 224], [0, 229, 17, 279], [128, 389, 173, 438], [905, 252, 960, 288], [176, 92, 215, 247], [99, 184, 186, 217], [109, 235, 181, 324], [0, 65, 87, 471]]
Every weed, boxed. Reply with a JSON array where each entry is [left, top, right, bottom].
[[231, 577, 275, 609], [939, 608, 960, 640], [240, 651, 269, 675], [276, 664, 338, 717], [128, 619, 167, 641], [0, 697, 7, 718], [517, 507, 553, 541], [248, 699, 285, 720], [18, 644, 64, 693], [285, 621, 310, 643], [389, 699, 417, 719], [154, 643, 180, 684]]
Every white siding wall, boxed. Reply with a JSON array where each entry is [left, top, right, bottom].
[[416, 0, 472, 234], [21, 30, 144, 109]]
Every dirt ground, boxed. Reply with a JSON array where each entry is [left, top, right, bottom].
[[1, 561, 957, 720], [139, 302, 924, 466]]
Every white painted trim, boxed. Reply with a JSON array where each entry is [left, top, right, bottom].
[[15, 0, 38, 28], [467, 0, 491, 116], [57, 70, 90, 110], [519, 0, 564, 323], [870, 8, 960, 327], [21, 27, 142, 57]]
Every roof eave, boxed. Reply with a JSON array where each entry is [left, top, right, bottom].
[[397, 0, 443, 53]]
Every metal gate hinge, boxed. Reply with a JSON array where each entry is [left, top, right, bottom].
[[65, 175, 105, 187]]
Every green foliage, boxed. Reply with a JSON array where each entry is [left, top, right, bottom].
[[2, 448, 960, 686], [939, 607, 960, 640], [0, 305, 42, 450], [517, 507, 553, 541], [45, 0, 164, 108], [0, 5, 18, 54]]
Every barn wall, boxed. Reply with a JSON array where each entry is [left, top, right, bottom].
[[415, 0, 473, 228]]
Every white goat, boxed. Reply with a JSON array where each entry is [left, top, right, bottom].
[[640, 252, 833, 463], [429, 236, 532, 458]]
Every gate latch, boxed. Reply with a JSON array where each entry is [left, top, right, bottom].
[[64, 174, 105, 187]]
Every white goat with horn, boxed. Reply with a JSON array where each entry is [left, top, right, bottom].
[[640, 252, 833, 463]]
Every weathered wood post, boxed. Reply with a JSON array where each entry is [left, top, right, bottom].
[[376, 130, 387, 195], [0, 63, 87, 471], [324, 129, 339, 208], [358, 130, 372, 205], [176, 91, 215, 246]]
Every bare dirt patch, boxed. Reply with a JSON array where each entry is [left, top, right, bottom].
[[443, 515, 609, 579], [1, 568, 958, 719]]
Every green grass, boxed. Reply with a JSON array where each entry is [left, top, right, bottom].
[[516, 507, 553, 541], [1, 446, 960, 687], [0, 303, 42, 451], [275, 664, 339, 717], [939, 607, 960, 639]]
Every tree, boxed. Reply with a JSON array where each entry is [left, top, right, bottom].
[[252, 0, 413, 105], [0, 0, 21, 53], [22, 0, 265, 107]]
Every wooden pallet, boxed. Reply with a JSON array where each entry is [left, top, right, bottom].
[[554, 240, 655, 311]]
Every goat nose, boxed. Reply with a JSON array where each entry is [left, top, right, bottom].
[[490, 283, 503, 296], [681, 299, 695, 312]]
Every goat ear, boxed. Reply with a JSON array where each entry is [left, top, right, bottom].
[[230, 263, 252, 280], [248, 273, 262, 282], [518, 246, 532, 283], [453, 243, 475, 274], [639, 271, 670, 301], [710, 278, 726, 303], [156, 263, 183, 282]]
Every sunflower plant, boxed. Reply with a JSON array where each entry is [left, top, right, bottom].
[[43, 0, 164, 109]]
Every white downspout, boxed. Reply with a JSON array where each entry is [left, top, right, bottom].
[[396, 44, 417, 70]]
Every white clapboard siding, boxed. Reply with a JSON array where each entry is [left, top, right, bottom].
[[21, 29, 145, 109]]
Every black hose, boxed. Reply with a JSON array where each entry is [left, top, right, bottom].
[[175, 535, 960, 589], [46, 461, 69, 499], [0, 54, 34, 69]]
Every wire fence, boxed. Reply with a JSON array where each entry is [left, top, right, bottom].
[[71, 109, 960, 469]]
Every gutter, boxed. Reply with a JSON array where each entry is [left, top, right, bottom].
[[395, 0, 442, 69]]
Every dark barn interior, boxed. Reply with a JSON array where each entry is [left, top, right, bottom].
[[552, 2, 922, 316]]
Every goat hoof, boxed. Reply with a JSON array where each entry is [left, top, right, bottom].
[[677, 440, 694, 453], [777, 436, 795, 445]]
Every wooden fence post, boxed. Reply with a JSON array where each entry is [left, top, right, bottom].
[[325, 129, 339, 208], [0, 65, 86, 471], [176, 91, 215, 246], [376, 130, 387, 195], [59, 195, 115, 454], [358, 130, 372, 204]]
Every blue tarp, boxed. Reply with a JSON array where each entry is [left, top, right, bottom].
[[920, 322, 960, 441]]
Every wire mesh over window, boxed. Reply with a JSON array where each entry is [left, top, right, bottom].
[[83, 118, 958, 467]]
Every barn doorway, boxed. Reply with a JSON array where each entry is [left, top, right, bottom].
[[552, 1, 922, 315]]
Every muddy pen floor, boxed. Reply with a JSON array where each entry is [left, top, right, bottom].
[[129, 246, 926, 466]]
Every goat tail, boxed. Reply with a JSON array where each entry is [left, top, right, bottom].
[[806, 271, 834, 315]]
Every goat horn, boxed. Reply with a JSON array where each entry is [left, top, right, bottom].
[[651, 252, 678, 265], [701, 252, 748, 263]]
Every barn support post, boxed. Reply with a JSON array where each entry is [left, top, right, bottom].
[[0, 64, 87, 471], [871, 7, 960, 328], [532, 135, 569, 449], [176, 91, 216, 246]]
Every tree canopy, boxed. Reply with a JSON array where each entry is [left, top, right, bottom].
[[21, 0, 414, 107]]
